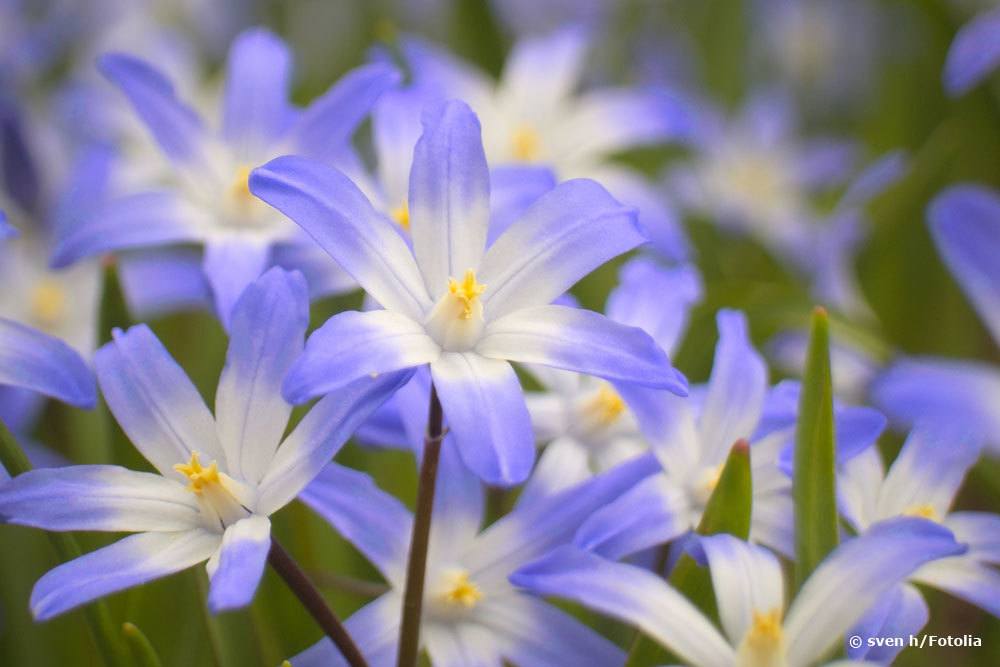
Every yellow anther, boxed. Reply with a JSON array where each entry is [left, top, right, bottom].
[[174, 452, 221, 495], [585, 385, 626, 427], [391, 202, 410, 230], [510, 124, 540, 162], [230, 165, 254, 203], [448, 270, 486, 320], [440, 571, 483, 609], [702, 464, 724, 495], [738, 608, 786, 667], [30, 279, 66, 328], [903, 504, 939, 521]]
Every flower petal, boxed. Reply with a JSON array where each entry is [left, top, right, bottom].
[[257, 370, 413, 514], [847, 583, 928, 663], [94, 324, 223, 478], [944, 7, 1000, 95], [250, 155, 431, 320], [221, 28, 293, 156], [207, 515, 272, 612], [914, 557, 1000, 617], [409, 100, 490, 296], [499, 27, 587, 114], [928, 184, 1000, 345], [31, 529, 219, 620], [478, 178, 643, 319], [0, 465, 199, 532], [292, 594, 402, 667], [51, 191, 204, 269], [98, 53, 207, 165], [0, 318, 96, 408], [698, 310, 768, 462], [784, 517, 966, 666], [431, 353, 533, 486], [202, 238, 272, 329], [117, 248, 213, 318], [290, 62, 401, 160], [478, 305, 686, 391], [872, 357, 1000, 454], [516, 437, 591, 510], [282, 310, 438, 404], [215, 268, 308, 484], [510, 546, 735, 667]]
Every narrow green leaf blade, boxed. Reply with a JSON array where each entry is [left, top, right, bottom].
[[793, 306, 839, 591], [122, 622, 163, 667]]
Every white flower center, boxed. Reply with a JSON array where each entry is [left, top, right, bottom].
[[30, 279, 66, 330], [425, 269, 487, 351], [427, 568, 483, 619], [510, 123, 541, 162], [174, 452, 250, 531], [737, 608, 787, 667]]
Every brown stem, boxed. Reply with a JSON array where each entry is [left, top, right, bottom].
[[268, 538, 368, 667], [396, 384, 445, 667]]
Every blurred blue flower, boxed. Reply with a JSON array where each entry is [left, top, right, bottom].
[[944, 5, 1000, 96], [0, 268, 408, 619], [839, 425, 1000, 661], [399, 26, 696, 260], [291, 443, 658, 666], [251, 100, 685, 487], [874, 184, 1000, 454], [511, 519, 964, 666], [52, 27, 401, 328]]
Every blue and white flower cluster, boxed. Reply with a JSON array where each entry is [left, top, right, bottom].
[[0, 2, 997, 666]]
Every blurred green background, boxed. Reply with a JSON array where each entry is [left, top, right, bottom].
[[2, 0, 999, 665]]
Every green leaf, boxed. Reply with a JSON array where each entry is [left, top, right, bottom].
[[0, 417, 129, 667], [99, 262, 131, 346], [122, 623, 163, 667], [793, 306, 839, 591], [626, 440, 752, 666]]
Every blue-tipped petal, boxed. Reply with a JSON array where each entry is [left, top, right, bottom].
[[94, 324, 223, 477], [300, 464, 412, 584], [944, 8, 1000, 95], [282, 310, 438, 404], [478, 178, 644, 320], [487, 165, 558, 244], [291, 62, 401, 160], [0, 465, 200, 532], [847, 584, 928, 662], [409, 100, 490, 296], [98, 53, 208, 165], [928, 184, 1000, 345], [117, 248, 213, 318], [431, 352, 533, 486], [0, 318, 96, 408], [215, 268, 308, 484], [250, 155, 432, 320], [31, 530, 219, 620], [478, 305, 687, 392], [221, 28, 293, 155], [207, 515, 271, 612], [202, 238, 273, 330], [500, 26, 588, 113]]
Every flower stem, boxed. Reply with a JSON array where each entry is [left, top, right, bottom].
[[268, 538, 368, 667], [396, 384, 445, 667]]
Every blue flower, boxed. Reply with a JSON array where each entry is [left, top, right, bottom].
[[944, 6, 1000, 96], [0, 268, 408, 618], [52, 27, 401, 328], [250, 99, 686, 486], [290, 443, 659, 666], [873, 184, 1000, 454], [838, 425, 1000, 661], [399, 26, 695, 260], [512, 519, 964, 666]]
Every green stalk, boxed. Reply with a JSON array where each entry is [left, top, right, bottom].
[[122, 622, 163, 667], [0, 417, 129, 667], [793, 307, 839, 591]]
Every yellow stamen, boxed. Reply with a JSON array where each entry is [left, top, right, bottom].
[[30, 280, 66, 328], [738, 608, 786, 667], [173, 452, 221, 495], [391, 202, 410, 230], [903, 504, 939, 521], [585, 385, 626, 427], [230, 165, 254, 203], [448, 269, 486, 320], [440, 571, 483, 609], [510, 124, 540, 162], [701, 464, 724, 495]]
